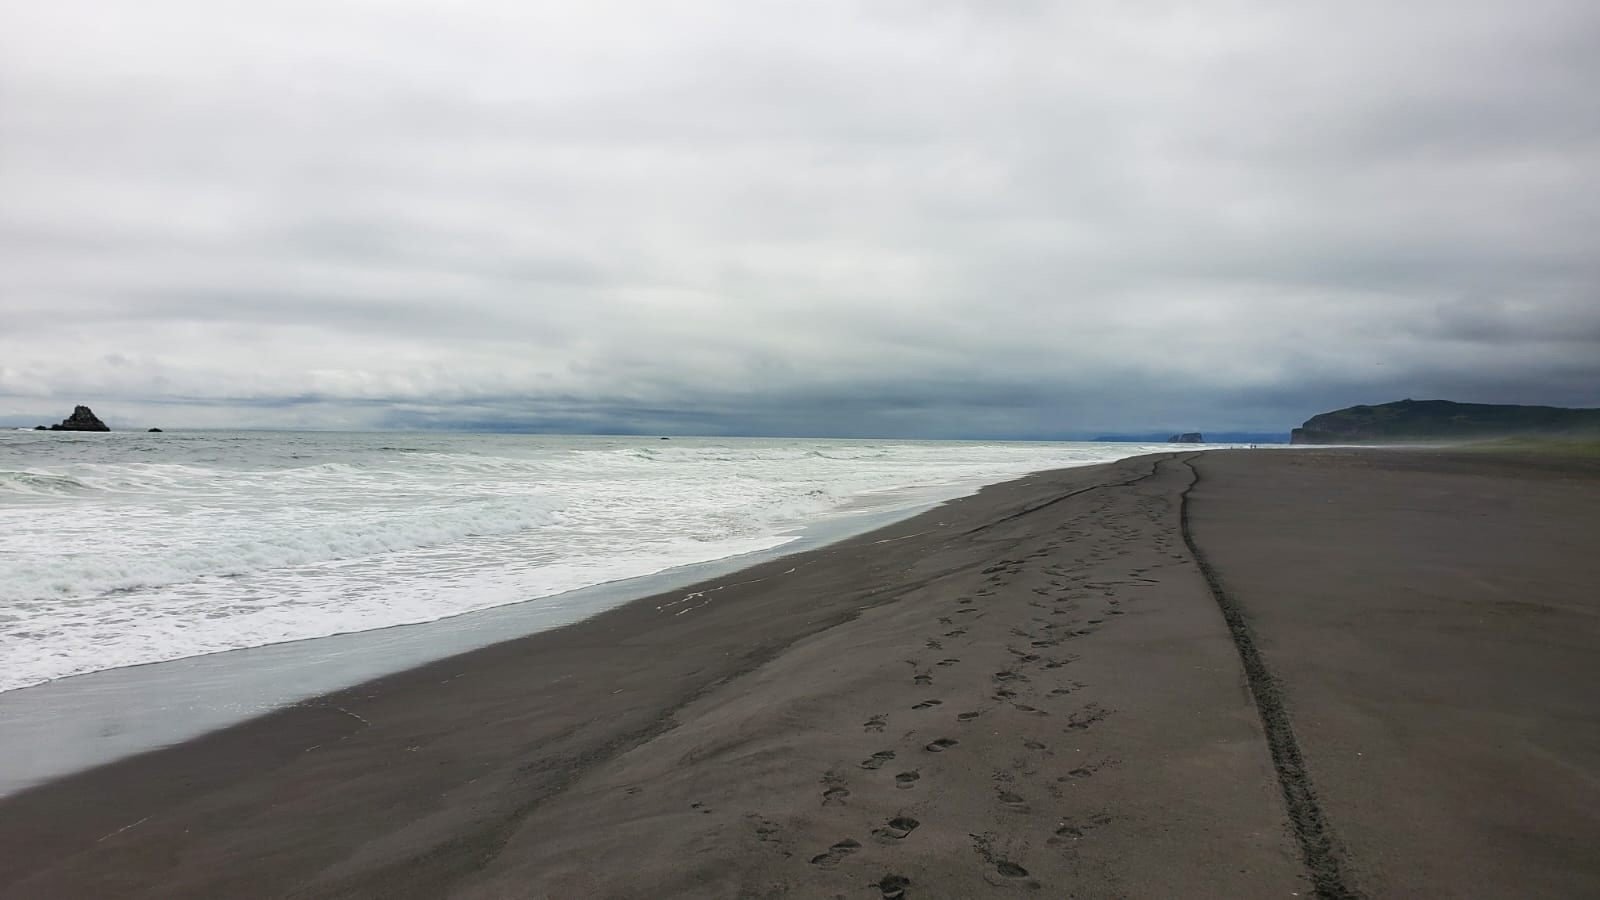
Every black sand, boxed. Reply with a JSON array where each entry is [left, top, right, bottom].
[[2, 449, 1596, 898], [1189, 449, 1600, 898]]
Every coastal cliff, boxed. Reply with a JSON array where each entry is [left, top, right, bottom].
[[1291, 399, 1600, 444]]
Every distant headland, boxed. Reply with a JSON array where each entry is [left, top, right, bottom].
[[1291, 399, 1600, 444]]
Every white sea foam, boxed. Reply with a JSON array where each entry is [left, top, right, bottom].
[[0, 432, 1176, 692]]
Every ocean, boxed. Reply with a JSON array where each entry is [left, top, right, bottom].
[[1, 430, 1175, 697]]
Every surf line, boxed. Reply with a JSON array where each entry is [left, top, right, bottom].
[[1178, 454, 1360, 900]]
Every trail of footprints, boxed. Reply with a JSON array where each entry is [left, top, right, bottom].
[[789, 474, 1182, 894]]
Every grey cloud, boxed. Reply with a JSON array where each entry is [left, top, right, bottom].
[[2, 1, 1598, 436]]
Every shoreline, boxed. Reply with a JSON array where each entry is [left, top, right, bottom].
[[0, 491, 923, 798], [4, 448, 1597, 897], [0, 457, 1128, 798], [6, 452, 1275, 897], [3, 433, 1179, 701]]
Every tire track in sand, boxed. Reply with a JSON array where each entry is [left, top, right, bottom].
[[1178, 454, 1360, 900]]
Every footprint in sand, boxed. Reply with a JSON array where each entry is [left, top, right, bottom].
[[809, 838, 861, 868], [871, 816, 921, 841], [1066, 703, 1110, 730], [913, 673, 933, 686], [997, 790, 1030, 812], [895, 771, 920, 789], [861, 750, 897, 770], [876, 874, 911, 899], [1058, 756, 1117, 781], [1051, 814, 1113, 842], [937, 658, 960, 667], [863, 714, 887, 733], [924, 738, 959, 753], [822, 786, 850, 806], [1050, 814, 1114, 848], [749, 816, 780, 843]]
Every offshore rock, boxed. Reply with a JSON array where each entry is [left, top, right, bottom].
[[49, 405, 110, 432]]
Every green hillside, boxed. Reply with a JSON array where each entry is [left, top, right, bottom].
[[1291, 399, 1600, 444]]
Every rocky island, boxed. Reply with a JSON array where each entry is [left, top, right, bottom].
[[1291, 399, 1600, 444], [44, 405, 110, 432]]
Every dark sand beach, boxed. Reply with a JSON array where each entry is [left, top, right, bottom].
[[2, 450, 1597, 899]]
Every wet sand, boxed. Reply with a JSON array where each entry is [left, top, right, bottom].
[[2, 449, 1597, 898]]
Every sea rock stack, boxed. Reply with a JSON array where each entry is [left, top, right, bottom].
[[1168, 432, 1203, 443], [49, 405, 110, 432]]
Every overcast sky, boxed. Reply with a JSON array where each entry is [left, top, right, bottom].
[[2, 1, 1597, 436]]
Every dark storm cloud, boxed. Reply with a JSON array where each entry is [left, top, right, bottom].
[[2, 0, 1597, 435]]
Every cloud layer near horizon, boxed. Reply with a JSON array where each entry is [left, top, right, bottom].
[[3, 1, 1598, 435]]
